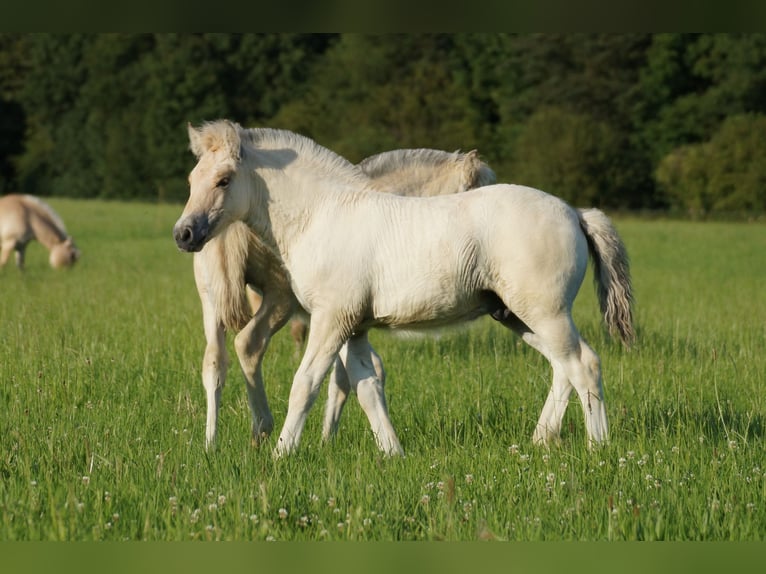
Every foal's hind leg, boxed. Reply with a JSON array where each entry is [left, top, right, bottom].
[[493, 308, 602, 445], [530, 315, 608, 445], [337, 333, 402, 456]]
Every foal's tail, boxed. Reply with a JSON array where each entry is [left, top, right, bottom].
[[577, 208, 635, 347]]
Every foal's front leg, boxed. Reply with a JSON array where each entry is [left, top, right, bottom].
[[275, 314, 346, 457]]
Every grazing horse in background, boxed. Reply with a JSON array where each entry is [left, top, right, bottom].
[[0, 194, 81, 270], [191, 146, 496, 450], [174, 120, 634, 457]]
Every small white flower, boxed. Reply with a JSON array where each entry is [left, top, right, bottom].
[[278, 507, 288, 520]]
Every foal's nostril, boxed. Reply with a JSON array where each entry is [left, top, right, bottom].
[[174, 225, 194, 248]]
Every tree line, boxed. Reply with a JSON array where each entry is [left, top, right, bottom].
[[1, 33, 765, 215]]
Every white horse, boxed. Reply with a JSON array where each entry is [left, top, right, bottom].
[[0, 194, 81, 270], [175, 120, 634, 456], [190, 146, 496, 450]]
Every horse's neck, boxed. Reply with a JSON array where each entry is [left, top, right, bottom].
[[27, 203, 67, 248]]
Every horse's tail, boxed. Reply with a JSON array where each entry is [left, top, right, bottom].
[[577, 208, 635, 347]]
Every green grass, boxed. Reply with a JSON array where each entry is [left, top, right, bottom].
[[1, 199, 764, 541]]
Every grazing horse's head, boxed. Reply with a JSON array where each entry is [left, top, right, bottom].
[[49, 237, 81, 269], [174, 120, 251, 253]]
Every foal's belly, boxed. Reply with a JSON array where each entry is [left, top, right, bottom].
[[367, 289, 494, 331]]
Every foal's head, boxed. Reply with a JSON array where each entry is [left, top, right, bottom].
[[49, 237, 81, 269], [174, 120, 252, 253]]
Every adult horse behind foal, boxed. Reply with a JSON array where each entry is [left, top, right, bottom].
[[0, 194, 81, 270], [175, 120, 634, 457], [190, 146, 496, 451]]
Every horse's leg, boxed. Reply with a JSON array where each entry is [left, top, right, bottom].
[[233, 290, 291, 446], [14, 242, 26, 270], [0, 240, 14, 268], [289, 317, 308, 358], [527, 314, 607, 445], [322, 355, 351, 441], [339, 333, 403, 456], [198, 287, 227, 450], [491, 308, 576, 445], [322, 343, 387, 442], [275, 314, 346, 457]]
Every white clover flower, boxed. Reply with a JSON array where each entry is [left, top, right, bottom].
[[278, 507, 288, 520]]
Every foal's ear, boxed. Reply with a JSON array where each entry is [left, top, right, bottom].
[[188, 123, 204, 158], [188, 120, 241, 161]]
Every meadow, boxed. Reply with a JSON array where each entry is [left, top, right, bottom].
[[0, 198, 764, 541]]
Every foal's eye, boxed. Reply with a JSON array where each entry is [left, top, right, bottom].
[[216, 176, 230, 188]]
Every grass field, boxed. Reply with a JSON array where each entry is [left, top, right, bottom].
[[1, 198, 764, 541]]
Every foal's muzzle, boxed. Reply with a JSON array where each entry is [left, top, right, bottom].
[[173, 215, 210, 252]]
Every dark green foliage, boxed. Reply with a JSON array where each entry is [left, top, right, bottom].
[[656, 114, 766, 215], [0, 33, 764, 213]]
